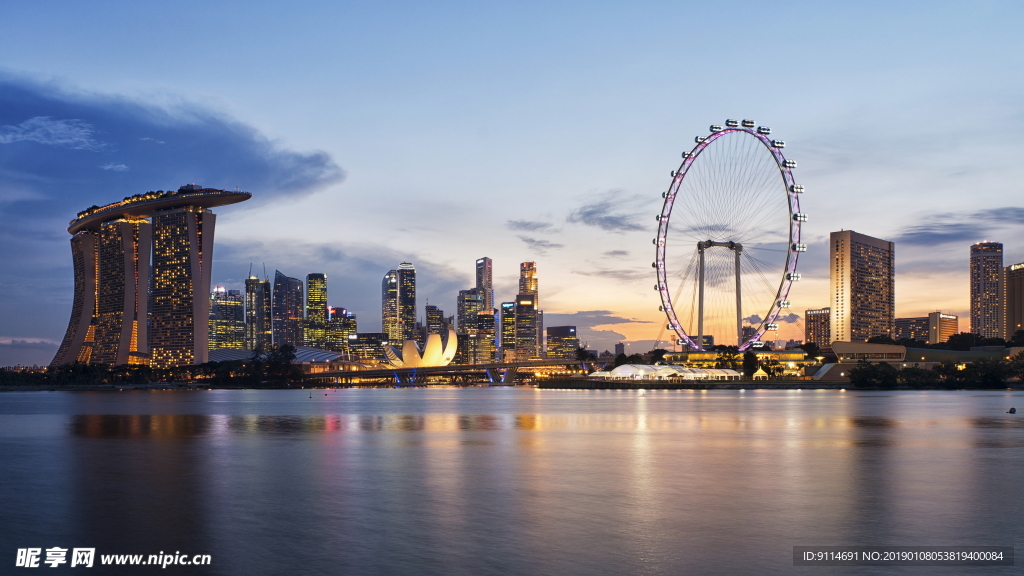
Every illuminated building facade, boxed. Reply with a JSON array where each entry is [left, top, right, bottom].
[[546, 326, 578, 360], [895, 312, 957, 344], [425, 304, 449, 336], [349, 332, 389, 360], [476, 257, 493, 309], [519, 262, 538, 299], [457, 288, 485, 334], [53, 185, 250, 368], [382, 270, 400, 341], [894, 317, 929, 342], [829, 230, 895, 342], [970, 242, 1003, 338], [305, 273, 328, 348], [326, 307, 357, 353], [499, 301, 515, 360], [244, 275, 272, 350], [473, 309, 497, 363], [209, 287, 244, 350], [804, 307, 831, 346], [397, 263, 417, 341], [272, 270, 304, 347], [1006, 262, 1024, 339], [515, 293, 539, 360]]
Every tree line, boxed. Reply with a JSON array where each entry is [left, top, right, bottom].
[[847, 351, 1024, 389], [0, 346, 304, 387]]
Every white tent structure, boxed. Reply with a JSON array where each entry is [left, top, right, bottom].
[[590, 364, 741, 381]]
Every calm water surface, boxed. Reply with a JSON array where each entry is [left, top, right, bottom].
[[1, 388, 1022, 575]]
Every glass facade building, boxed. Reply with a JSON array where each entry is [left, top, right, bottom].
[[499, 302, 516, 360], [804, 307, 831, 346], [272, 270, 304, 347], [397, 263, 417, 341], [244, 276, 272, 351], [457, 288, 485, 335], [305, 273, 328, 348], [546, 326, 578, 360], [209, 287, 245, 350], [476, 257, 493, 310], [515, 293, 539, 360], [326, 307, 357, 353]]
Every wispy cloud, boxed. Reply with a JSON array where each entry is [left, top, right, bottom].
[[0, 116, 102, 150], [566, 190, 646, 233], [506, 220, 556, 232], [603, 250, 629, 257], [744, 313, 801, 325], [895, 207, 1024, 245], [518, 236, 563, 254], [572, 268, 647, 281], [99, 162, 128, 171]]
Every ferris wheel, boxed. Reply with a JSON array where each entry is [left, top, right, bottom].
[[654, 119, 804, 351]]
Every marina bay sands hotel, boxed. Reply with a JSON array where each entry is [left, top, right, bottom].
[[51, 185, 250, 368]]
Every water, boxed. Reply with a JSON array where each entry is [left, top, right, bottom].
[[1, 388, 1022, 575]]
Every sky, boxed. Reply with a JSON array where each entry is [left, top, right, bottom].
[[2, 0, 1024, 366]]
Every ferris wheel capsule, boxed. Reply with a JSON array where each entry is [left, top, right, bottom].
[[741, 119, 756, 128], [757, 126, 771, 135], [790, 185, 804, 193], [710, 125, 723, 132], [725, 119, 739, 127], [695, 136, 706, 143], [783, 160, 797, 168]]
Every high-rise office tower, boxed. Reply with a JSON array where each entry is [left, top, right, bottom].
[[970, 242, 1003, 338], [894, 317, 929, 342], [473, 309, 497, 363], [895, 312, 957, 344], [519, 262, 538, 301], [829, 230, 895, 343], [546, 326, 579, 360], [305, 273, 328, 349], [425, 304, 446, 335], [476, 257, 494, 309], [396, 263, 417, 341], [53, 186, 250, 367], [1004, 262, 1024, 339], [804, 307, 831, 346], [515, 293, 539, 360], [499, 301, 516, 360], [457, 288, 485, 334], [382, 270, 400, 341], [272, 270, 304, 347], [209, 287, 245, 350], [326, 307, 357, 353], [348, 332, 389, 360], [244, 275, 272, 350]]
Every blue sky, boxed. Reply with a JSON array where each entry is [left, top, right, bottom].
[[2, 0, 1024, 365]]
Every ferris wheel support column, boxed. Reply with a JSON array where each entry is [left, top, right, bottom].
[[697, 243, 705, 351], [735, 246, 742, 347]]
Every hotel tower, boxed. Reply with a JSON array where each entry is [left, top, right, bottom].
[[52, 185, 250, 368]]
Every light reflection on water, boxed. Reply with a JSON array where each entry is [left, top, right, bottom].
[[1, 388, 1022, 575]]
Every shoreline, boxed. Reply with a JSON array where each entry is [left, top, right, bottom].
[[2, 381, 1023, 392]]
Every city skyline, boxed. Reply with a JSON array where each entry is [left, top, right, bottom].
[[4, 2, 1024, 365]]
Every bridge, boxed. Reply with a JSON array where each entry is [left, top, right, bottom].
[[305, 359, 608, 385]]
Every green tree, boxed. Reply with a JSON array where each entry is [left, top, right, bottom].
[[960, 358, 1008, 388], [847, 360, 898, 388], [898, 365, 939, 389], [1009, 330, 1024, 347], [946, 332, 981, 351], [742, 351, 758, 378], [797, 342, 821, 359], [867, 335, 897, 345], [715, 349, 740, 369], [759, 358, 785, 379], [649, 349, 669, 364], [1007, 350, 1024, 381]]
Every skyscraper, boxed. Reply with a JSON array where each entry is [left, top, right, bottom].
[[305, 273, 328, 348], [499, 301, 516, 361], [272, 270, 304, 347], [476, 257, 494, 310], [244, 275, 272, 350], [546, 326, 579, 360], [425, 304, 446, 335], [382, 270, 400, 341], [804, 307, 831, 346], [519, 262, 538, 302], [457, 288, 485, 334], [1005, 262, 1024, 339], [53, 185, 250, 367], [895, 312, 958, 344], [515, 293, 539, 360], [209, 287, 245, 350], [829, 230, 895, 343], [474, 309, 497, 363], [326, 307, 357, 353], [970, 242, 1003, 338], [397, 263, 417, 341]]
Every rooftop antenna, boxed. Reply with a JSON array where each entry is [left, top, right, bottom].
[[263, 263, 268, 282], [248, 263, 253, 278]]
